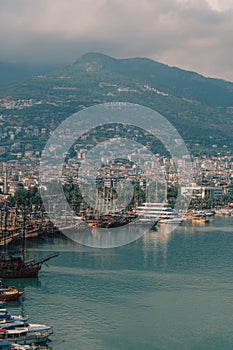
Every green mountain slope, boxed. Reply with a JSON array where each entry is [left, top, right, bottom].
[[1, 53, 233, 154]]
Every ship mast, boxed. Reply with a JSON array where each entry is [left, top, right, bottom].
[[21, 205, 27, 261], [3, 202, 8, 255], [15, 199, 27, 260]]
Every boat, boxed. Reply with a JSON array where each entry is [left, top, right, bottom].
[[1, 320, 53, 340], [77, 198, 138, 228], [10, 344, 36, 350], [81, 212, 136, 228], [0, 338, 11, 349], [192, 214, 210, 224], [0, 309, 28, 325], [0, 327, 51, 345], [0, 341, 36, 350], [0, 338, 13, 349], [0, 308, 52, 346], [203, 211, 215, 217], [136, 202, 183, 226], [0, 204, 59, 279], [0, 253, 59, 279], [159, 216, 183, 224], [0, 281, 23, 302], [0, 310, 53, 346]]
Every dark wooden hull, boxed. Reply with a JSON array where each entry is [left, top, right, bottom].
[[0, 253, 58, 279], [0, 259, 41, 279], [0, 268, 40, 279], [86, 215, 137, 228]]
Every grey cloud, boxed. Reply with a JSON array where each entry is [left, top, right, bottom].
[[0, 0, 233, 81]]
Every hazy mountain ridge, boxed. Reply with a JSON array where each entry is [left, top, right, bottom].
[[0, 62, 60, 86], [75, 53, 233, 108]]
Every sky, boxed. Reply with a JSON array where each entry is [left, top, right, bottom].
[[1, 0, 233, 81]]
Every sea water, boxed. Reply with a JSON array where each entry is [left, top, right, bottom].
[[7, 216, 233, 350]]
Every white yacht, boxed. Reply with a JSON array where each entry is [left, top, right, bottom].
[[0, 326, 52, 345], [1, 319, 52, 331], [0, 311, 53, 346], [136, 202, 183, 225]]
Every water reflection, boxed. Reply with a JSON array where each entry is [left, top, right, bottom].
[[9, 278, 42, 290], [63, 222, 153, 248], [143, 225, 172, 267]]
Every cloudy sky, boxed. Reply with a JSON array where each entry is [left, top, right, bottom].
[[1, 0, 233, 81]]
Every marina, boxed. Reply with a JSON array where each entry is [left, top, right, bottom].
[[0, 215, 231, 350]]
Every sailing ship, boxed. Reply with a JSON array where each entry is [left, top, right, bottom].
[[0, 250, 58, 279], [82, 212, 137, 228], [78, 199, 137, 228], [0, 205, 58, 279]]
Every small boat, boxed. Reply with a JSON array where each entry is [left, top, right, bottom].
[[1, 320, 53, 337], [11, 346, 35, 349], [0, 309, 28, 325], [0, 339, 11, 349], [0, 281, 23, 302], [11, 344, 36, 350], [0, 337, 11, 349], [0, 340, 34, 350], [192, 214, 210, 224], [203, 211, 215, 217], [0, 329, 33, 349]]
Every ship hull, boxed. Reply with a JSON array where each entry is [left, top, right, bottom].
[[0, 258, 41, 279], [0, 292, 23, 301], [0, 269, 40, 279]]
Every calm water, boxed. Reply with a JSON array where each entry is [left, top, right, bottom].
[[7, 216, 233, 350]]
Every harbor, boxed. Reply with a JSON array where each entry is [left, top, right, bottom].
[[0, 215, 231, 349], [0, 159, 232, 349]]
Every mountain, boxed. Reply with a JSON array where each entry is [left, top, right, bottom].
[[1, 53, 233, 154], [75, 53, 233, 108]]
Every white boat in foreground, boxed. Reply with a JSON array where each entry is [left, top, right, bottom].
[[0, 339, 36, 349], [0, 309, 28, 325], [0, 307, 53, 347], [0, 327, 52, 345]]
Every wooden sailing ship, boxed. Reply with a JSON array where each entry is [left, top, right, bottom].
[[0, 204, 58, 279], [80, 208, 137, 228], [78, 191, 138, 229], [0, 253, 58, 279]]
